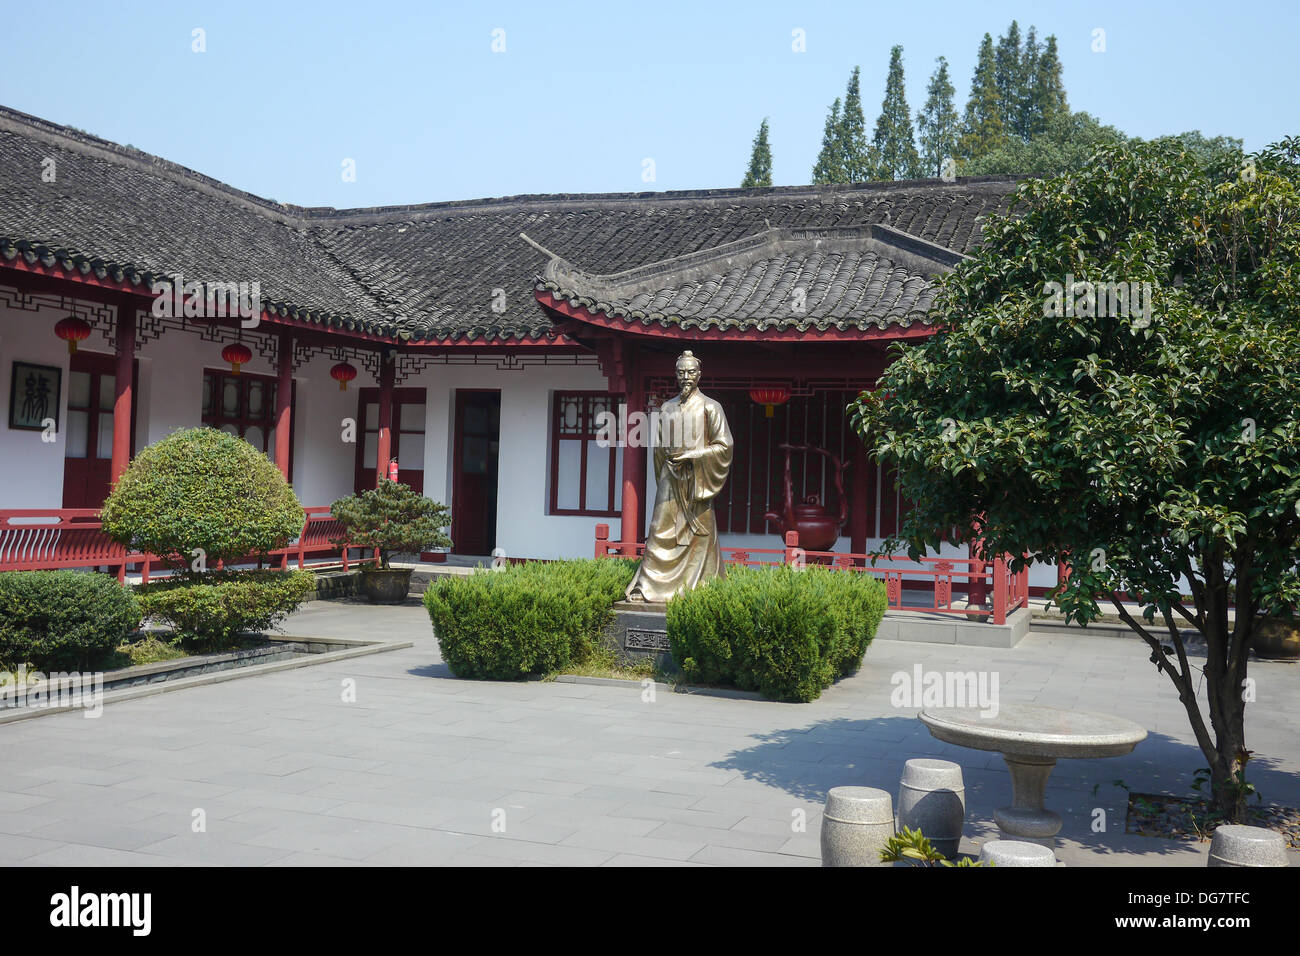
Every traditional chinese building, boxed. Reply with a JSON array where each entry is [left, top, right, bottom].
[[0, 105, 1043, 588]]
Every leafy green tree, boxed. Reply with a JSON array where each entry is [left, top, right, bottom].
[[963, 111, 1125, 176], [840, 66, 872, 182], [917, 56, 960, 178], [871, 45, 922, 180], [849, 137, 1300, 820], [101, 427, 304, 572], [957, 33, 1007, 163], [741, 118, 773, 188], [1142, 130, 1244, 170], [812, 98, 845, 184]]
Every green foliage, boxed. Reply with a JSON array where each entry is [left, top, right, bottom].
[[741, 118, 773, 189], [812, 69, 871, 184], [958, 33, 1007, 161], [849, 135, 1300, 817], [425, 559, 636, 681], [101, 427, 304, 571], [880, 827, 988, 866], [916, 56, 960, 178], [330, 479, 451, 568], [135, 569, 315, 646], [0, 571, 141, 669], [1027, 34, 1068, 136], [667, 565, 885, 702], [993, 20, 1025, 135], [963, 111, 1125, 176], [871, 45, 921, 180]]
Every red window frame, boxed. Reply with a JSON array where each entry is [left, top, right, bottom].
[[549, 390, 623, 517], [201, 368, 295, 482]]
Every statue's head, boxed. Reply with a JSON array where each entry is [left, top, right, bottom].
[[675, 350, 702, 397]]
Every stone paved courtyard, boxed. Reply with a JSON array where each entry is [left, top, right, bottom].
[[2, 600, 1297, 867]]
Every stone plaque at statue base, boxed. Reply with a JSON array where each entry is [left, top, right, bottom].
[[606, 601, 676, 671]]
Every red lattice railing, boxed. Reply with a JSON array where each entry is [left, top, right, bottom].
[[595, 524, 1029, 625], [0, 507, 376, 583]]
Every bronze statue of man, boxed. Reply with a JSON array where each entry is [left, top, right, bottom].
[[626, 350, 734, 603]]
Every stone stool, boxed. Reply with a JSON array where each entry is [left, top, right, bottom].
[[1208, 825, 1289, 867], [897, 758, 965, 858], [821, 787, 894, 867], [977, 840, 1058, 867]]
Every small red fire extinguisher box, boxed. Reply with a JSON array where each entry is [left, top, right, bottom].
[[388, 459, 399, 482]]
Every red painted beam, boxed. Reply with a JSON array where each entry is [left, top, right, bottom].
[[275, 330, 293, 482], [111, 294, 136, 485]]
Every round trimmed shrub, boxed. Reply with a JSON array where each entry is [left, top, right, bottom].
[[101, 427, 304, 569], [425, 559, 636, 680], [135, 569, 316, 646], [0, 571, 141, 669]]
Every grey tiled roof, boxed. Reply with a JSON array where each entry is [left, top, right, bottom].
[[0, 106, 1021, 343], [534, 224, 963, 332]]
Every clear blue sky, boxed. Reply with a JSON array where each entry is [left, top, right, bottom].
[[2, 0, 1295, 207]]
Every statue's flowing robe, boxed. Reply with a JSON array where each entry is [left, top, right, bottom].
[[626, 390, 733, 603]]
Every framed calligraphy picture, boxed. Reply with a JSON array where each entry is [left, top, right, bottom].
[[9, 361, 61, 432]]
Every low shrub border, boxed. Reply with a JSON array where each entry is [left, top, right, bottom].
[[135, 569, 316, 646], [667, 565, 887, 702], [425, 559, 636, 680], [0, 570, 142, 670]]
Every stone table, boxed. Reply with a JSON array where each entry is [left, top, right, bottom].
[[919, 703, 1147, 846]]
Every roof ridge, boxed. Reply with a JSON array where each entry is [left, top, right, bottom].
[[0, 104, 1022, 229]]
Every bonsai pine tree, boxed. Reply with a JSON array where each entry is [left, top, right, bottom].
[[849, 137, 1300, 821], [330, 479, 451, 568]]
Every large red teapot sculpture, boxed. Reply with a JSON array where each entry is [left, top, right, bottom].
[[764, 442, 849, 552]]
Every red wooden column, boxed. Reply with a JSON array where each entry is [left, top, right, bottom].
[[850, 441, 868, 562], [375, 352, 395, 487], [618, 344, 646, 556], [274, 331, 293, 482], [968, 516, 988, 607], [110, 295, 137, 485]]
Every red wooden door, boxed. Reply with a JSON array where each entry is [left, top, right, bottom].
[[354, 387, 426, 493], [451, 390, 500, 555], [62, 351, 135, 509]]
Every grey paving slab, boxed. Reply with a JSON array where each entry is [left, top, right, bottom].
[[1, 601, 1297, 867]]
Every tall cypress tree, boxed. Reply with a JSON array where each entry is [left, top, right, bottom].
[[872, 45, 921, 180], [1030, 35, 1069, 133], [839, 67, 872, 182], [993, 20, 1024, 136], [1016, 26, 1042, 140], [812, 98, 846, 184], [957, 33, 1007, 162], [741, 118, 773, 188], [916, 56, 960, 178]]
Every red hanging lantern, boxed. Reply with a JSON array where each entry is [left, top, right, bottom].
[[54, 315, 92, 354], [749, 386, 791, 418], [330, 361, 358, 391], [221, 342, 253, 375]]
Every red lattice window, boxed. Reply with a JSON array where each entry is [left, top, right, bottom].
[[549, 391, 623, 516]]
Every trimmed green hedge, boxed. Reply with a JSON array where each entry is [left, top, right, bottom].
[[136, 570, 316, 646], [425, 559, 637, 680], [667, 565, 886, 702], [0, 571, 141, 669]]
